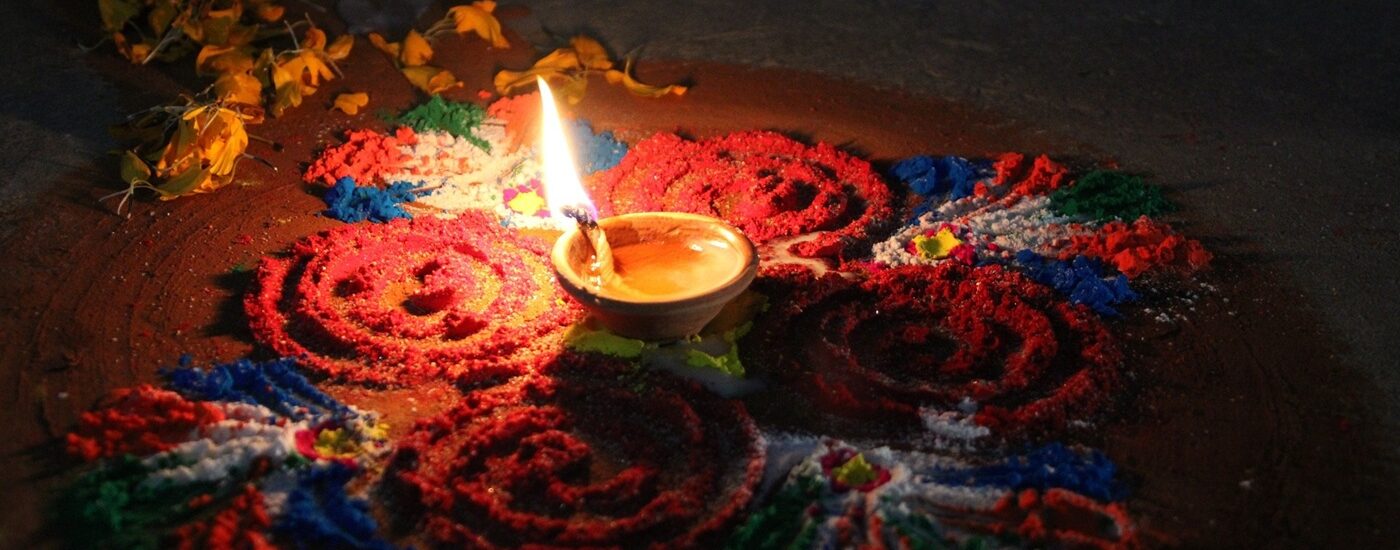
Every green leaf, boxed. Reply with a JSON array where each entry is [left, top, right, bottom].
[[119, 151, 150, 184], [98, 0, 141, 33], [157, 165, 206, 197]]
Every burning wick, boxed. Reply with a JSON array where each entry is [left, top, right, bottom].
[[537, 76, 616, 285], [561, 205, 616, 285]]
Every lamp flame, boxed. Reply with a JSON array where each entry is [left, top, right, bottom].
[[537, 76, 596, 221]]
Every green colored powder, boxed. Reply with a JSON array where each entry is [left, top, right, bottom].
[[726, 476, 824, 550], [1050, 170, 1174, 222], [53, 456, 229, 549], [565, 325, 647, 358], [565, 323, 750, 378], [684, 345, 745, 377], [395, 95, 490, 152]]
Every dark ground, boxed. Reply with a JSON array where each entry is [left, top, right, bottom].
[[0, 0, 1397, 546]]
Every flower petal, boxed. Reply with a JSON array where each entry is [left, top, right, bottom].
[[214, 73, 262, 106], [401, 30, 433, 67], [448, 2, 509, 49], [333, 92, 370, 115], [606, 59, 687, 98], [368, 33, 401, 60], [570, 36, 613, 70], [402, 66, 463, 95]]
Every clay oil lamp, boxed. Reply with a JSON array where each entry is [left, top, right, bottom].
[[537, 78, 757, 340]]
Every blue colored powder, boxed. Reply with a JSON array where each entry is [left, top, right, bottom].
[[568, 120, 628, 174], [931, 443, 1127, 502], [322, 177, 427, 223], [273, 464, 397, 550], [890, 156, 992, 220], [1015, 250, 1138, 316], [163, 356, 353, 419]]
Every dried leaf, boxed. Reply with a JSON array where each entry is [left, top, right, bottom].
[[196, 45, 254, 75], [112, 33, 153, 64], [559, 74, 588, 105], [333, 92, 370, 115], [303, 27, 328, 51], [402, 66, 463, 95], [147, 2, 178, 35], [183, 105, 250, 177], [493, 49, 584, 94], [447, 1, 509, 49], [493, 66, 563, 95], [214, 73, 262, 105], [99, 0, 141, 33], [251, 1, 285, 23], [157, 165, 209, 197], [570, 36, 612, 70], [119, 150, 151, 184], [270, 63, 303, 117], [184, 7, 257, 48], [533, 48, 584, 71], [605, 58, 687, 98], [401, 30, 433, 67]]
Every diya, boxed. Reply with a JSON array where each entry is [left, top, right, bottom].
[[534, 77, 758, 340]]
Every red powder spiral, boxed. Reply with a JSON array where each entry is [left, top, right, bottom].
[[244, 214, 578, 385], [589, 131, 895, 259], [386, 354, 765, 548], [744, 263, 1121, 434]]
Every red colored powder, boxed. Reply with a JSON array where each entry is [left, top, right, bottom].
[[744, 263, 1122, 435], [244, 213, 579, 386], [989, 153, 1071, 198], [172, 484, 274, 550], [486, 92, 540, 153], [303, 128, 417, 186], [386, 353, 765, 548], [1059, 216, 1212, 278], [985, 488, 1140, 550], [65, 385, 225, 461], [590, 131, 895, 259]]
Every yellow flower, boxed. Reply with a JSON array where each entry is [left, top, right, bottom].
[[912, 228, 963, 260], [196, 45, 255, 75], [368, 32, 401, 59], [214, 73, 262, 105], [494, 36, 685, 102], [264, 26, 351, 117], [401, 30, 434, 67], [402, 66, 463, 94], [447, 1, 509, 48], [605, 58, 687, 98]]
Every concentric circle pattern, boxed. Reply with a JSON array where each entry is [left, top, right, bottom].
[[590, 131, 895, 258], [744, 263, 1122, 434], [387, 354, 766, 548], [245, 213, 577, 385]]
